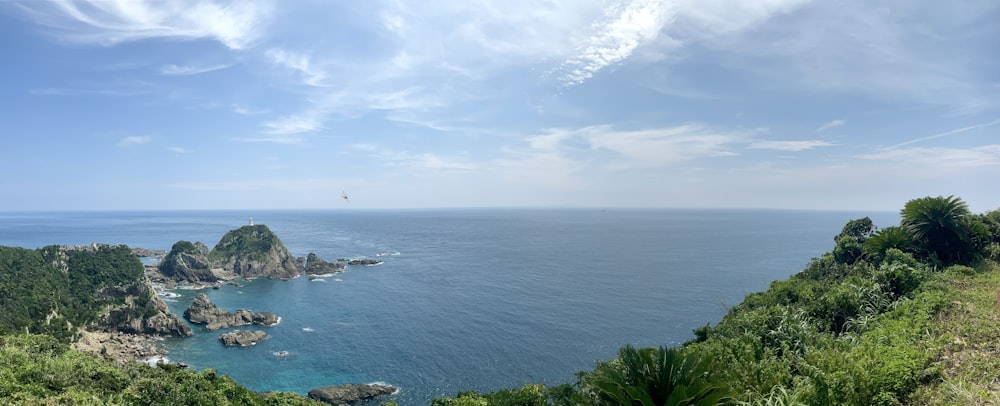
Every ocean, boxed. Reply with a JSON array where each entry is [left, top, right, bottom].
[[0, 208, 898, 404]]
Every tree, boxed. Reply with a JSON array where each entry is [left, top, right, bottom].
[[899, 195, 973, 265], [862, 226, 915, 263]]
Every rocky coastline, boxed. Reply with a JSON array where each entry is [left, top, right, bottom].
[[218, 330, 269, 347], [307, 383, 398, 405]]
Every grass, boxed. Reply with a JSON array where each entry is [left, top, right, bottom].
[[910, 261, 1000, 404]]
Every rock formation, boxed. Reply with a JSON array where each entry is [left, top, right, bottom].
[[218, 330, 268, 347], [307, 384, 397, 405], [210, 225, 301, 279], [184, 293, 279, 331], [94, 279, 192, 337], [305, 252, 346, 274], [338, 258, 384, 266], [158, 241, 220, 283]]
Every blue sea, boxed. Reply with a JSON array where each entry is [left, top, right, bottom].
[[0, 209, 897, 404]]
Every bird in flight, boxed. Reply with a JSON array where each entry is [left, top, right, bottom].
[[340, 191, 349, 203]]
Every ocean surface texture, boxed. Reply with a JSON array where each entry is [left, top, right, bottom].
[[0, 209, 897, 404]]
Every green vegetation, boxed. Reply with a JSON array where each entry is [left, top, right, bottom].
[[0, 334, 321, 405], [432, 196, 1000, 405], [209, 225, 284, 263], [0, 244, 148, 342]]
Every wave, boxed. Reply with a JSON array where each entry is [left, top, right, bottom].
[[364, 262, 383, 267], [272, 351, 291, 357], [143, 355, 170, 367], [369, 381, 401, 395], [302, 327, 314, 332], [376, 251, 401, 257], [310, 278, 326, 282], [158, 291, 181, 299], [334, 278, 344, 282]]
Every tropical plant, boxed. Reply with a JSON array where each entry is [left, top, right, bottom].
[[862, 226, 915, 263], [584, 345, 730, 406], [900, 195, 973, 265]]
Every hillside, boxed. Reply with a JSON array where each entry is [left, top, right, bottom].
[[432, 196, 1000, 405]]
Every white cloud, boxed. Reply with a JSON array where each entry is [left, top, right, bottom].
[[748, 140, 834, 151], [859, 145, 1000, 167], [266, 48, 327, 87], [578, 124, 744, 167], [168, 146, 189, 153], [816, 119, 845, 132], [117, 135, 151, 146], [261, 113, 323, 136], [558, 0, 674, 86], [160, 63, 230, 75], [15, 0, 275, 50]]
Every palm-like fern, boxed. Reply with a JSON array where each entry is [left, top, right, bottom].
[[862, 226, 915, 263], [586, 345, 730, 406], [900, 195, 972, 264]]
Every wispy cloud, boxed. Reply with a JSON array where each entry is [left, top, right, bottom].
[[558, 0, 673, 86], [816, 119, 846, 132], [168, 146, 189, 153], [160, 63, 230, 75], [266, 48, 327, 87], [749, 140, 834, 151], [117, 135, 151, 146], [859, 145, 1000, 167], [579, 124, 745, 167], [14, 0, 274, 50], [261, 113, 323, 136], [888, 118, 1000, 149]]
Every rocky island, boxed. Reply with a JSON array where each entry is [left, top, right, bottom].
[[150, 224, 346, 286], [218, 330, 269, 347], [184, 293, 279, 331], [308, 384, 397, 405]]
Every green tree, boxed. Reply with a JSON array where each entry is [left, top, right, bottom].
[[900, 195, 974, 265], [584, 345, 730, 406], [862, 226, 915, 263]]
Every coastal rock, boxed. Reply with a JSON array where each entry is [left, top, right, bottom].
[[307, 384, 397, 405], [218, 330, 268, 347], [305, 252, 346, 274], [73, 331, 166, 364], [184, 293, 279, 331], [131, 247, 166, 257], [93, 278, 193, 338], [210, 225, 302, 279], [338, 258, 384, 266], [159, 241, 220, 283]]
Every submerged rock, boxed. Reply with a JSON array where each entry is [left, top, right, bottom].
[[218, 330, 268, 347], [307, 383, 397, 405]]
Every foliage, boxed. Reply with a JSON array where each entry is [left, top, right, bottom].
[[209, 225, 283, 262], [900, 195, 975, 265], [0, 334, 321, 405], [863, 227, 915, 263], [582, 345, 731, 406]]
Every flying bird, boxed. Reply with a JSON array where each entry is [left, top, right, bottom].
[[340, 191, 349, 203]]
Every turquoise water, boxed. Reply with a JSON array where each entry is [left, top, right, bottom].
[[0, 209, 898, 404]]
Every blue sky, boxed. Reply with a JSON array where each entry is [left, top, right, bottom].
[[1, 1, 998, 212]]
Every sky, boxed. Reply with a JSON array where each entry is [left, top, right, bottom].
[[0, 1, 998, 212]]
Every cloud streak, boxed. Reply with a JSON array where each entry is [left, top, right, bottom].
[[816, 119, 845, 132], [14, 0, 274, 49], [749, 140, 834, 151], [117, 135, 151, 146], [160, 63, 230, 75]]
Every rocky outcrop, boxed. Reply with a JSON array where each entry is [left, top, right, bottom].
[[184, 293, 279, 331], [307, 384, 397, 405], [73, 331, 166, 364], [218, 330, 268, 347], [338, 258, 384, 266], [305, 253, 346, 274], [131, 247, 166, 257], [93, 279, 192, 338], [158, 241, 219, 283], [210, 225, 302, 279]]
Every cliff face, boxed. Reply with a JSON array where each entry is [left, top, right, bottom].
[[209, 225, 302, 279], [94, 279, 192, 337], [158, 241, 219, 283]]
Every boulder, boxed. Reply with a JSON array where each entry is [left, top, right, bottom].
[[218, 330, 268, 347], [305, 253, 346, 274], [307, 384, 397, 405]]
